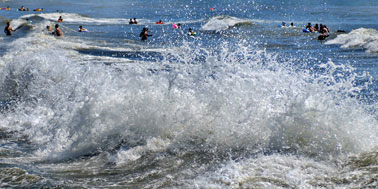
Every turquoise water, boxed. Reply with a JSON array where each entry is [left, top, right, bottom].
[[0, 0, 377, 188]]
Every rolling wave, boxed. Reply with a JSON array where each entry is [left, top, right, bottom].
[[326, 28, 378, 53], [201, 15, 253, 31]]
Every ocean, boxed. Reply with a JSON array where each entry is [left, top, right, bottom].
[[0, 0, 377, 188]]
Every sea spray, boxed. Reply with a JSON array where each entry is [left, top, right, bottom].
[[0, 4, 377, 187]]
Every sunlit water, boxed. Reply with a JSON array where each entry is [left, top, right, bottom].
[[0, 0, 377, 188]]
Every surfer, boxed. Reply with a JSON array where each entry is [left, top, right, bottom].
[[53, 24, 63, 37], [58, 16, 63, 23], [4, 22, 15, 36], [78, 25, 88, 32], [139, 27, 152, 40]]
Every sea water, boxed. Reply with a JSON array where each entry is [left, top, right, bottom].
[[0, 0, 377, 188]]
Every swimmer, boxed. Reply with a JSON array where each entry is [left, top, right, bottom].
[[58, 16, 63, 23], [33, 8, 43, 11], [78, 25, 88, 32], [129, 18, 134, 24], [318, 32, 329, 40], [19, 6, 25, 11], [46, 25, 52, 32], [53, 24, 63, 37], [4, 22, 15, 36], [139, 27, 152, 40], [156, 20, 164, 24], [324, 25, 330, 33], [281, 22, 286, 27], [133, 18, 138, 24], [290, 22, 294, 27], [188, 28, 196, 36], [306, 23, 312, 30], [172, 23, 181, 29]]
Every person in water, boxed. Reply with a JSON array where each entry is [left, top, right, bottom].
[[318, 32, 329, 40], [19, 6, 26, 11], [156, 20, 164, 24], [46, 25, 52, 32], [290, 22, 294, 27], [306, 23, 312, 30], [139, 27, 152, 40], [133, 18, 138, 24], [4, 22, 15, 36], [129, 18, 134, 24], [33, 8, 43, 12], [188, 28, 196, 36], [281, 22, 286, 27], [58, 16, 63, 23], [53, 24, 63, 36], [78, 25, 87, 32]]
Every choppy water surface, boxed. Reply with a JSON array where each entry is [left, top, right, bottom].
[[0, 0, 377, 188]]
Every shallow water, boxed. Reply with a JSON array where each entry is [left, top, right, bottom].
[[0, 0, 377, 188]]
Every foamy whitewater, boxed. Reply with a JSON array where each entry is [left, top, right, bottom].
[[0, 0, 377, 188]]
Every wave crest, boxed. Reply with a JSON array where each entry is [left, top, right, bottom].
[[326, 28, 378, 53]]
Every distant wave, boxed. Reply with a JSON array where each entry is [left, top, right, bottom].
[[326, 28, 378, 53], [201, 15, 253, 31], [21, 13, 143, 25]]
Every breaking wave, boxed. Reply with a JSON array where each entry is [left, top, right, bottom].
[[326, 28, 378, 53], [201, 15, 253, 31]]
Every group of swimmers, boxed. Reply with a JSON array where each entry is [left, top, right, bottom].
[[46, 24, 63, 37], [305, 23, 330, 33], [139, 23, 196, 40], [281, 22, 294, 27], [304, 22, 331, 40], [18, 5, 43, 12], [129, 18, 138, 24], [281, 21, 332, 40]]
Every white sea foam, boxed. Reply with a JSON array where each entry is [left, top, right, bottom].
[[21, 13, 149, 25], [201, 15, 253, 31], [114, 137, 171, 165], [191, 155, 337, 188], [326, 28, 378, 53], [0, 17, 377, 165]]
